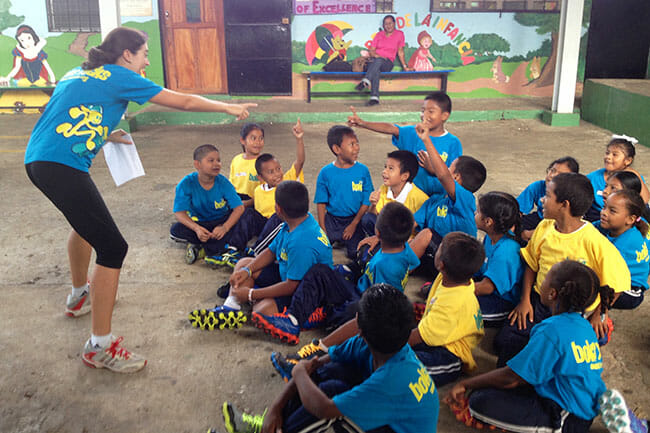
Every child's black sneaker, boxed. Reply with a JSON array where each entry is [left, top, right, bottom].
[[217, 282, 230, 299]]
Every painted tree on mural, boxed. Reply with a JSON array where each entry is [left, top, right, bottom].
[[515, 0, 591, 87], [467, 33, 510, 56], [0, 0, 23, 35]]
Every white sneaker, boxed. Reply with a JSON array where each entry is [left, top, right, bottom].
[[66, 290, 91, 317], [82, 336, 147, 373]]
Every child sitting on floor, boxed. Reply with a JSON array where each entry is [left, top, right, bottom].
[[272, 232, 485, 388], [170, 144, 244, 265], [445, 260, 613, 433], [220, 284, 439, 433], [229, 122, 265, 207], [474, 192, 524, 327], [595, 189, 649, 309], [215, 119, 305, 269], [361, 150, 428, 237], [517, 156, 578, 242], [495, 173, 630, 366], [585, 134, 649, 221], [348, 91, 462, 198], [188, 181, 332, 331], [315, 125, 373, 259], [251, 202, 424, 346]]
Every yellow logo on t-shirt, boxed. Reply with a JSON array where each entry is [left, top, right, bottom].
[[214, 199, 226, 209], [317, 229, 330, 247], [636, 243, 649, 263], [280, 250, 288, 261], [56, 105, 108, 156], [440, 152, 448, 162], [352, 181, 363, 192], [409, 366, 436, 402], [571, 340, 602, 370], [437, 205, 448, 218]]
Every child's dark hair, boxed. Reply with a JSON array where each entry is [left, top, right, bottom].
[[550, 173, 593, 217], [607, 137, 636, 161], [548, 156, 579, 173], [275, 180, 308, 219], [254, 153, 275, 176], [424, 91, 452, 114], [326, 125, 356, 155], [438, 232, 485, 282], [609, 190, 649, 237], [478, 192, 522, 241], [387, 150, 419, 183], [608, 171, 642, 194], [455, 156, 486, 193], [239, 123, 264, 152], [375, 202, 414, 248], [83, 27, 147, 70], [193, 144, 218, 161], [357, 283, 414, 354], [548, 260, 615, 314]]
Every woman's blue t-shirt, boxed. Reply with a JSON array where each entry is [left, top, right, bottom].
[[25, 64, 163, 172]]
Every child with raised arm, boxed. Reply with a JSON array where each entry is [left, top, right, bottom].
[[229, 123, 265, 207], [596, 189, 650, 309], [517, 156, 578, 241], [212, 120, 306, 269], [315, 125, 373, 259], [445, 260, 614, 433], [252, 202, 422, 346], [348, 91, 462, 198], [188, 181, 332, 331], [219, 284, 439, 433], [170, 144, 245, 265], [495, 173, 630, 366]]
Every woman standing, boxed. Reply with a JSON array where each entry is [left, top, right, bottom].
[[24, 27, 256, 373], [355, 15, 412, 106]]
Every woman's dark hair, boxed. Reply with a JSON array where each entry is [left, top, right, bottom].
[[607, 137, 636, 161], [607, 171, 642, 194], [83, 27, 148, 70], [548, 260, 615, 314], [478, 191, 522, 241], [15, 25, 39, 48], [609, 190, 649, 238]]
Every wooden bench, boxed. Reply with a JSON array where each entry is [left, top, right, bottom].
[[303, 69, 454, 103], [0, 85, 55, 113]]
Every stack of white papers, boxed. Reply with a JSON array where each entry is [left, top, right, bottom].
[[102, 134, 145, 186]]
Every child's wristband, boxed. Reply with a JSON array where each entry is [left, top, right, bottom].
[[242, 266, 252, 277], [248, 289, 254, 303]]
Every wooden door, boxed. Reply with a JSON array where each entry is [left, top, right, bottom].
[[160, 0, 228, 93]]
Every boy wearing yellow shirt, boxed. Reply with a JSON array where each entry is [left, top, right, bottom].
[[408, 231, 485, 386], [213, 119, 305, 271], [495, 172, 630, 366], [229, 123, 265, 207], [361, 150, 428, 238]]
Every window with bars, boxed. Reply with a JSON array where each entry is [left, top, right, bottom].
[[430, 0, 559, 12], [375, 0, 395, 13], [46, 0, 101, 32]]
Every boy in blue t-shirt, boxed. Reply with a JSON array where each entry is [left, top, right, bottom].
[[170, 144, 245, 264], [221, 284, 439, 433], [188, 181, 332, 330], [348, 91, 462, 198], [252, 202, 421, 346], [412, 123, 486, 274], [314, 125, 373, 259]]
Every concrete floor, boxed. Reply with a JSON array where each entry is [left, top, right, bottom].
[[0, 111, 648, 433]]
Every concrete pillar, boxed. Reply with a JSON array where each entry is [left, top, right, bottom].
[[550, 0, 584, 116], [99, 0, 121, 40]]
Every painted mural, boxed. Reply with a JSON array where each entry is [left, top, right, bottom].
[[291, 0, 591, 98]]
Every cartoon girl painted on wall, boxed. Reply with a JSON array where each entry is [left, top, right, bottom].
[[408, 31, 436, 72], [2, 25, 56, 87]]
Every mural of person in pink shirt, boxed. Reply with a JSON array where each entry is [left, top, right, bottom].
[[355, 15, 412, 106]]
